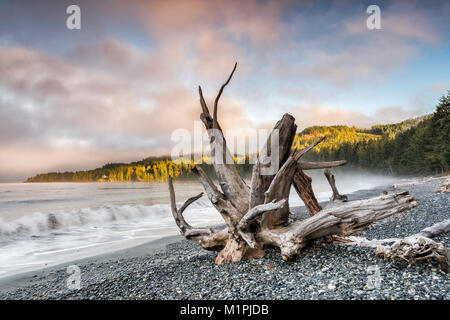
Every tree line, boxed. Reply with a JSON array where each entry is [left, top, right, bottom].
[[299, 93, 449, 175]]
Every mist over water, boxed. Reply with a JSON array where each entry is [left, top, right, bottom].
[[0, 172, 404, 278]]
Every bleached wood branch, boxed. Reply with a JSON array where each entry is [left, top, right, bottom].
[[250, 113, 297, 209], [298, 160, 347, 170], [324, 169, 348, 202], [435, 178, 450, 194], [237, 199, 287, 249], [376, 220, 450, 272], [197, 64, 249, 214], [293, 169, 322, 216], [257, 191, 418, 261], [339, 220, 450, 272], [167, 63, 420, 266], [260, 137, 326, 228], [168, 177, 214, 241]]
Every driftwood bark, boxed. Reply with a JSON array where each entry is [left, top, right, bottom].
[[377, 220, 450, 272], [324, 169, 348, 202], [292, 161, 348, 216], [342, 220, 450, 272], [435, 178, 450, 193], [168, 63, 421, 265], [293, 170, 322, 215]]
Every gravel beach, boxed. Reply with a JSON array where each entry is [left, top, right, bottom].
[[1, 177, 449, 300]]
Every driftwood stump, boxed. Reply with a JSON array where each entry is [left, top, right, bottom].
[[436, 178, 450, 193], [168, 63, 419, 264]]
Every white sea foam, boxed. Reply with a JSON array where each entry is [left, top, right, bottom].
[[0, 200, 217, 238]]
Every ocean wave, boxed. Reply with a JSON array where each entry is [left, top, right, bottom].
[[0, 199, 212, 238], [0, 198, 78, 204]]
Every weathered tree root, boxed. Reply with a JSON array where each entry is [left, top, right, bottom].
[[257, 191, 418, 261], [376, 220, 450, 272], [435, 178, 450, 194], [342, 220, 450, 272], [376, 236, 450, 273], [167, 63, 419, 265]]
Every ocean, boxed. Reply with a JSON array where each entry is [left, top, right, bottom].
[[0, 172, 399, 278]]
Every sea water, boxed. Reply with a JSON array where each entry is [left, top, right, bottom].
[[0, 172, 399, 278]]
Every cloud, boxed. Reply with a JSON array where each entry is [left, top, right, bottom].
[[0, 43, 255, 180], [0, 0, 448, 181], [129, 0, 286, 45], [344, 3, 440, 44], [289, 103, 426, 130], [0, 145, 153, 182], [262, 1, 443, 87]]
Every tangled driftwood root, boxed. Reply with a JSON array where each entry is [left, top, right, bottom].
[[344, 220, 450, 272], [435, 178, 450, 194], [376, 220, 450, 272], [168, 63, 421, 265], [376, 236, 449, 273]]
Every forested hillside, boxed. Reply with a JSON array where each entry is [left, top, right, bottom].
[[301, 93, 448, 175], [26, 157, 253, 182], [26, 93, 449, 182]]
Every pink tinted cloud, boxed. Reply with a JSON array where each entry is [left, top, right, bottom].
[[128, 0, 286, 45], [0, 44, 253, 148], [345, 6, 440, 45], [265, 2, 441, 87], [0, 42, 256, 180], [1, 0, 446, 180], [290, 103, 426, 130]]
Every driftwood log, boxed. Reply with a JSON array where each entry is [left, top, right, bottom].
[[168, 63, 420, 265], [343, 220, 450, 272], [436, 178, 450, 194]]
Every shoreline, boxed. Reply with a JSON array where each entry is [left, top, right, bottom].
[[0, 235, 184, 292], [0, 176, 448, 299], [0, 181, 393, 285]]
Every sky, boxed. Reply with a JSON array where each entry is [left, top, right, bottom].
[[0, 0, 449, 182]]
